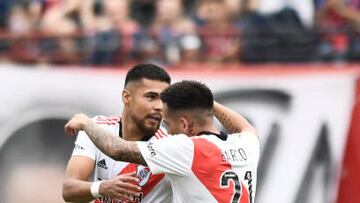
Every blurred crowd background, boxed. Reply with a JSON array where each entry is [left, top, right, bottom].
[[1, 0, 360, 66], [1, 1, 359, 202]]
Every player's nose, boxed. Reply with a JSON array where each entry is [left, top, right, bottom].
[[153, 99, 163, 111]]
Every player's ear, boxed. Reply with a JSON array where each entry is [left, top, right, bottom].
[[122, 89, 131, 106], [179, 117, 188, 131], [188, 121, 195, 136]]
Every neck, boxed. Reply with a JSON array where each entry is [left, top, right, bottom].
[[121, 110, 147, 141], [194, 124, 220, 136]]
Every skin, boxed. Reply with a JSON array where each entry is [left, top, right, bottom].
[[122, 79, 169, 141], [162, 105, 217, 136], [62, 78, 169, 202], [64, 101, 256, 166]]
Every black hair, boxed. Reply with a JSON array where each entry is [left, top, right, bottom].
[[124, 64, 171, 87], [160, 80, 214, 111]]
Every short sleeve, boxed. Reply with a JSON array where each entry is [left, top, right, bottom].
[[237, 131, 260, 163], [71, 130, 97, 160], [137, 134, 194, 176], [239, 131, 260, 148]]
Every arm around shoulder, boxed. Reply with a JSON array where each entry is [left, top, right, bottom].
[[213, 101, 256, 136]]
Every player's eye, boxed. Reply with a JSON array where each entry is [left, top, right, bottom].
[[146, 94, 157, 100]]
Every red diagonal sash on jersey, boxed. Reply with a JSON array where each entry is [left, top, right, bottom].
[[191, 138, 250, 203], [94, 124, 166, 203]]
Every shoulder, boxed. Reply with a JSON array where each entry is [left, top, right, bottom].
[[94, 115, 121, 124], [229, 131, 259, 147], [150, 133, 191, 145], [92, 115, 121, 135], [93, 115, 121, 126], [153, 126, 170, 140]]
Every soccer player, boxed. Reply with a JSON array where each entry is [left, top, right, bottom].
[[62, 64, 173, 202], [65, 80, 260, 203]]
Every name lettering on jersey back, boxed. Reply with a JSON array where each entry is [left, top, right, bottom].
[[221, 148, 248, 163]]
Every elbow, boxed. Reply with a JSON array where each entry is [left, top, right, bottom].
[[62, 194, 71, 203], [62, 179, 74, 202]]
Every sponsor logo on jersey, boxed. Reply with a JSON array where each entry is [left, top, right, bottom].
[[74, 144, 84, 150], [146, 142, 156, 156], [97, 194, 142, 203], [97, 159, 108, 170], [137, 165, 152, 186]]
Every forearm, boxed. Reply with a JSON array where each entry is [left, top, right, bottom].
[[213, 101, 256, 134], [63, 178, 94, 202], [83, 121, 147, 165]]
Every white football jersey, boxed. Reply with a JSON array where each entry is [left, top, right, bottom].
[[137, 131, 260, 203], [72, 115, 172, 203]]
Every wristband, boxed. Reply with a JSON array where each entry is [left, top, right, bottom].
[[90, 181, 103, 198]]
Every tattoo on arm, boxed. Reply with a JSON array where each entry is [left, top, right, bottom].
[[215, 112, 241, 134], [84, 121, 147, 166], [115, 142, 147, 166]]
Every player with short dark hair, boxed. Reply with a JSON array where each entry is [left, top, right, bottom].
[[62, 64, 173, 202], [160, 80, 215, 136], [65, 80, 260, 203], [161, 80, 213, 109], [124, 63, 171, 87]]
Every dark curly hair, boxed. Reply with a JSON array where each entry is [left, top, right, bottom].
[[160, 80, 213, 111]]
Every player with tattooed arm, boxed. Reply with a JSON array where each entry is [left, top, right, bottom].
[[65, 80, 260, 203]]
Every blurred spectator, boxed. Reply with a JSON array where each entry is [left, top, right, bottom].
[[0, 0, 12, 29], [130, 0, 155, 26], [136, 0, 200, 64], [224, 0, 258, 19], [8, 5, 32, 34], [314, 0, 360, 61], [104, 0, 138, 37], [196, 0, 240, 63], [40, 0, 80, 35], [234, 0, 318, 62], [1, 0, 355, 65], [104, 0, 139, 63], [256, 0, 314, 27], [4, 1, 43, 64], [7, 1, 42, 33], [38, 0, 83, 64], [183, 0, 198, 16], [81, 0, 139, 65], [80, 0, 117, 65]]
